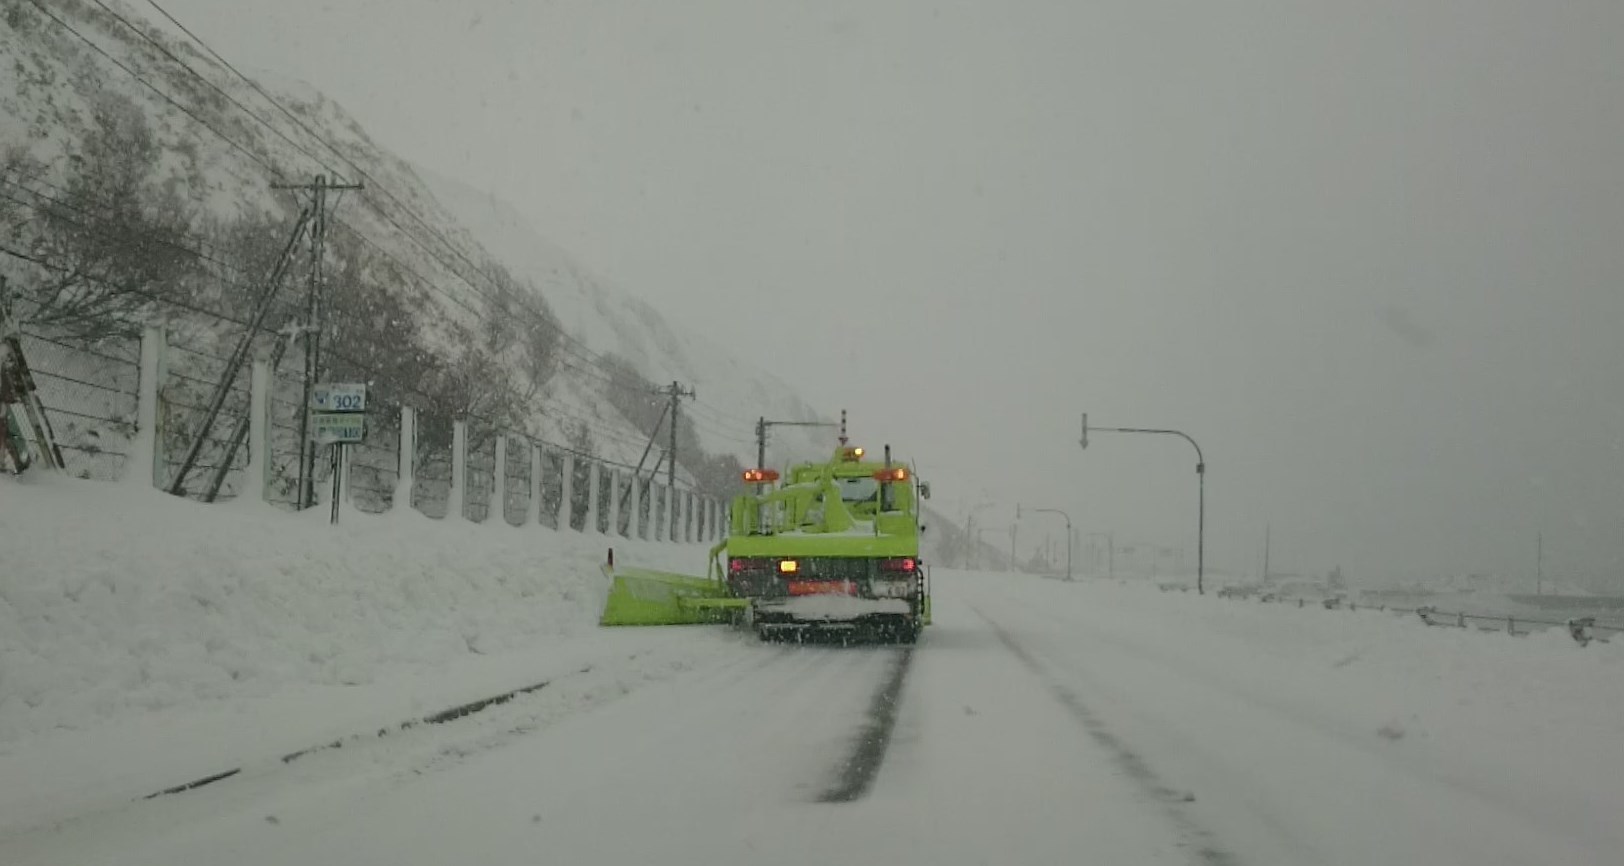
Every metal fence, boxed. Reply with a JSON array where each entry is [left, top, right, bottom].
[[17, 331, 140, 481]]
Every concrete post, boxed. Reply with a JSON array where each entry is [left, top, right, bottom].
[[558, 452, 575, 531], [608, 468, 623, 536], [493, 434, 508, 525], [240, 360, 270, 504], [128, 327, 165, 488], [628, 473, 643, 539], [394, 407, 415, 513], [585, 459, 601, 534], [526, 443, 542, 525], [448, 419, 467, 521]]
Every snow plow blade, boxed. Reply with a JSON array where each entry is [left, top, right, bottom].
[[599, 564, 744, 626]]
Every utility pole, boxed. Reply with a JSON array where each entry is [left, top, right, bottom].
[[615, 400, 669, 535], [1263, 523, 1271, 583], [1537, 531, 1544, 595], [172, 209, 312, 499], [658, 380, 695, 538], [661, 381, 695, 488], [274, 175, 362, 509]]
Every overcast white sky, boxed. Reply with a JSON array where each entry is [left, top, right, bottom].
[[156, 0, 1624, 586]]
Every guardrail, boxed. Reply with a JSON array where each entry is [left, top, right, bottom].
[[1189, 584, 1622, 647]]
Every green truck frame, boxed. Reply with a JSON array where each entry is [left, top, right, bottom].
[[600, 444, 931, 643]]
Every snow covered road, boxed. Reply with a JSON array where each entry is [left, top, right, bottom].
[[5, 571, 1621, 865]]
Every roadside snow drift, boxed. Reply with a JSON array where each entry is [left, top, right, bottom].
[[0, 474, 705, 745]]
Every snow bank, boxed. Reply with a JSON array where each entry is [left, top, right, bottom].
[[0, 474, 706, 745], [954, 571, 1624, 863]]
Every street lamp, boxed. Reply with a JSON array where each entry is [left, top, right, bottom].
[[1018, 504, 1073, 580], [1079, 413, 1207, 595]]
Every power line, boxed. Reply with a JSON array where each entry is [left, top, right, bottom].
[[54, 1, 543, 348], [138, 0, 623, 378], [142, 0, 350, 173], [86, 0, 334, 179], [689, 397, 761, 426], [24, 0, 287, 182], [24, 1, 722, 480], [0, 207, 646, 450], [54, 0, 682, 402], [0, 241, 671, 471], [0, 178, 250, 278], [38, 0, 525, 364], [40, 0, 611, 381]]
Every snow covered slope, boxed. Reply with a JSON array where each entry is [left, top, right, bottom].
[[410, 164, 834, 464], [0, 0, 831, 478]]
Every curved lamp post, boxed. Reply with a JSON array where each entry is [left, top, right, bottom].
[[1018, 504, 1073, 580], [1080, 414, 1207, 595]]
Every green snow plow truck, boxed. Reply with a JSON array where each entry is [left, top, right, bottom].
[[600, 443, 932, 643]]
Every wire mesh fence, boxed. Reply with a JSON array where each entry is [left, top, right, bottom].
[[13, 327, 725, 542], [17, 330, 140, 480], [538, 449, 563, 530], [464, 425, 497, 524], [596, 465, 613, 534], [411, 412, 453, 520], [501, 435, 531, 527], [267, 365, 313, 509], [160, 340, 254, 500], [346, 404, 400, 514]]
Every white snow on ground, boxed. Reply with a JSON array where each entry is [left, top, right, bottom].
[[0, 473, 721, 834], [5, 541, 1622, 864]]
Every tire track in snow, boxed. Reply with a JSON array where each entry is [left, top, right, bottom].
[[818, 647, 914, 803], [971, 604, 1239, 866]]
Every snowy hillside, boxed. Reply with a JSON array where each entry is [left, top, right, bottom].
[[410, 165, 835, 465], [0, 0, 833, 484]]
